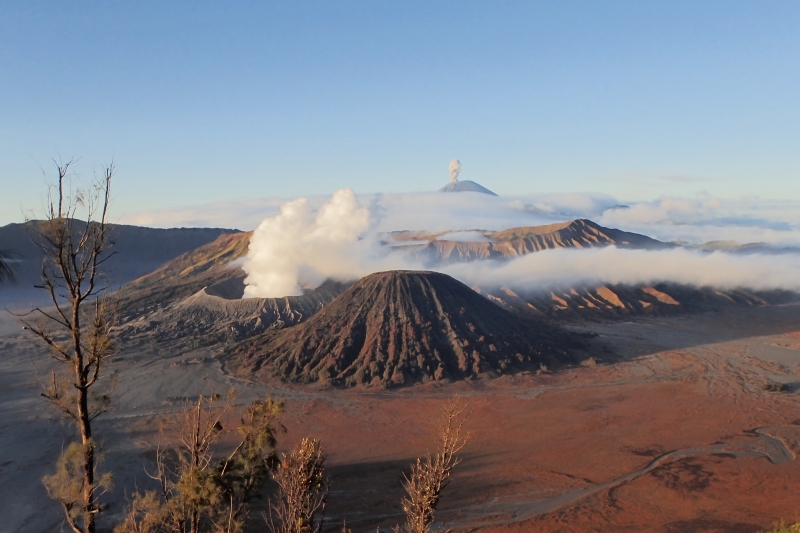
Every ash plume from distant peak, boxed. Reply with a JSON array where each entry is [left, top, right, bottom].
[[449, 159, 462, 182]]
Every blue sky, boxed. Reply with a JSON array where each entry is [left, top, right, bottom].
[[2, 1, 800, 226]]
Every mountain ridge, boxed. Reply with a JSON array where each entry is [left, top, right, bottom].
[[107, 218, 798, 348], [412, 219, 673, 264], [0, 220, 240, 307]]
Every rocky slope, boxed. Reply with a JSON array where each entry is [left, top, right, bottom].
[[114, 231, 354, 345], [120, 279, 349, 345], [478, 284, 797, 321], [114, 231, 252, 321], [227, 271, 578, 387]]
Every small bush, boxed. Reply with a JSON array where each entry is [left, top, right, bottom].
[[763, 381, 789, 393], [760, 521, 800, 532], [397, 399, 468, 533], [266, 438, 328, 533]]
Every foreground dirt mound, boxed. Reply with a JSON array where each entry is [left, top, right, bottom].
[[228, 270, 576, 387]]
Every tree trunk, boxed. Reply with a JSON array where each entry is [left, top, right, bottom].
[[78, 387, 95, 533], [74, 303, 96, 533]]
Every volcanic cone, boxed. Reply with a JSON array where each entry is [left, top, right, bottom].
[[228, 270, 575, 387]]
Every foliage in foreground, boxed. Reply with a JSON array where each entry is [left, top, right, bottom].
[[763, 522, 800, 533], [117, 397, 468, 533], [116, 393, 284, 533], [397, 399, 469, 533], [265, 437, 329, 533]]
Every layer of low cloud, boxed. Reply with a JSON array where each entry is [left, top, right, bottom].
[[240, 189, 800, 298], [121, 190, 800, 248], [443, 247, 800, 293], [598, 196, 800, 245]]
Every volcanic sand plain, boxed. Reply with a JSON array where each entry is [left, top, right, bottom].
[[3, 305, 800, 532]]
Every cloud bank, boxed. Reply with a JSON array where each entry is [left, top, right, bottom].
[[240, 189, 800, 298], [443, 247, 800, 293], [122, 190, 800, 248]]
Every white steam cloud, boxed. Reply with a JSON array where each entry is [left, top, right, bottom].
[[241, 189, 800, 299], [449, 160, 462, 183], [443, 247, 800, 293], [242, 189, 417, 298]]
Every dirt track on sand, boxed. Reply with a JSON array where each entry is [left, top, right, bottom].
[[4, 305, 800, 532]]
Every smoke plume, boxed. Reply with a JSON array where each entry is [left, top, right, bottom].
[[449, 159, 462, 182], [241, 189, 416, 298]]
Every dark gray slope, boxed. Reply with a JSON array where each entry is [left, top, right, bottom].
[[0, 220, 240, 307]]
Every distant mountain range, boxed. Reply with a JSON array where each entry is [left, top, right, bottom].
[[403, 219, 674, 265], [0, 220, 240, 307], [107, 218, 798, 352], [5, 212, 798, 389]]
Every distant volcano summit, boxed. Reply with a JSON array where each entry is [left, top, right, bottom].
[[438, 180, 497, 195], [439, 159, 497, 195]]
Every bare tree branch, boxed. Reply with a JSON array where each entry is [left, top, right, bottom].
[[266, 437, 329, 533], [29, 160, 117, 533], [397, 399, 469, 533], [0, 249, 18, 285]]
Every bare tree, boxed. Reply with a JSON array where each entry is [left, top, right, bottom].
[[116, 393, 284, 533], [266, 438, 329, 533], [21, 159, 116, 533], [397, 399, 469, 533]]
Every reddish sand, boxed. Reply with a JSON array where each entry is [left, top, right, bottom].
[[263, 372, 800, 532], [5, 305, 800, 532], [239, 307, 800, 532]]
